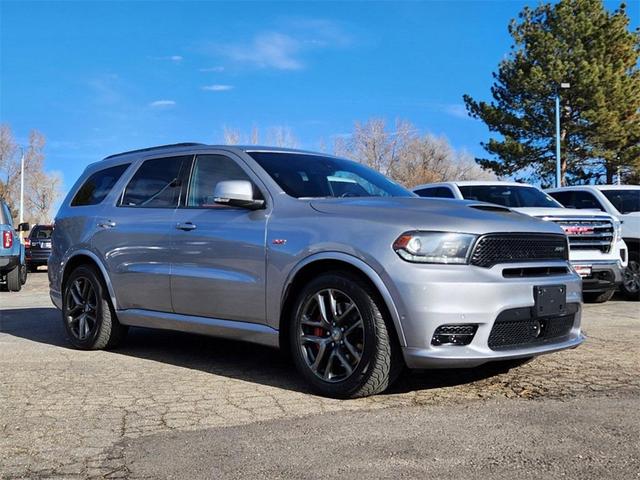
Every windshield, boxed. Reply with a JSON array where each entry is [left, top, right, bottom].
[[458, 185, 562, 208], [602, 189, 640, 214], [248, 152, 413, 198]]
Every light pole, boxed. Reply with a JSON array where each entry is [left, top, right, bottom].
[[555, 82, 570, 188], [17, 146, 25, 224]]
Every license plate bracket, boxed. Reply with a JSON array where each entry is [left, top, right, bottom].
[[534, 285, 567, 317]]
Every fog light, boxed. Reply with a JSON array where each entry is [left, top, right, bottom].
[[431, 324, 477, 346]]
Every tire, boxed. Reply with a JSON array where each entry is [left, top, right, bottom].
[[28, 263, 39, 273], [62, 264, 128, 349], [20, 264, 28, 285], [289, 271, 403, 398], [583, 289, 616, 304], [621, 258, 640, 301], [6, 265, 21, 292]]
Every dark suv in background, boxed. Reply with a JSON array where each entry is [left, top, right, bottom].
[[26, 224, 53, 272]]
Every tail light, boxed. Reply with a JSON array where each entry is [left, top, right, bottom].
[[24, 238, 31, 248], [2, 231, 12, 249]]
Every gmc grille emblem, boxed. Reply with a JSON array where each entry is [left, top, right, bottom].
[[561, 226, 594, 235]]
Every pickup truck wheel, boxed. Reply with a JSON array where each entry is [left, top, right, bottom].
[[290, 272, 402, 398], [62, 265, 128, 350], [6, 265, 21, 292], [621, 259, 640, 301], [583, 289, 615, 304]]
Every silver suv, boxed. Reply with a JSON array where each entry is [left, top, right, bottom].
[[49, 144, 584, 398]]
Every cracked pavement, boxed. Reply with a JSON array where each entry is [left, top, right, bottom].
[[1, 272, 639, 479]]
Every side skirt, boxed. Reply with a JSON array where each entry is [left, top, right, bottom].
[[117, 309, 280, 348]]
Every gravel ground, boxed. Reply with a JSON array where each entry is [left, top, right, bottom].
[[1, 272, 639, 479]]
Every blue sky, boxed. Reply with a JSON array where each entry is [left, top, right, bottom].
[[1, 1, 638, 191]]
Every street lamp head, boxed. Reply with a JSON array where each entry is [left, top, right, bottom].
[[560, 82, 571, 89]]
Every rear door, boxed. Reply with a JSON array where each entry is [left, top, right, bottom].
[[170, 152, 268, 324], [92, 155, 192, 312]]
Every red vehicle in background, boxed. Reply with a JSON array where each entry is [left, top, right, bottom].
[[25, 224, 53, 272]]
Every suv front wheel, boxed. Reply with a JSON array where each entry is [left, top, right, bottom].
[[290, 272, 402, 398], [62, 265, 128, 349]]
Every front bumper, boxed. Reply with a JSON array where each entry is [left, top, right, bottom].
[[385, 260, 584, 369], [26, 249, 51, 265], [571, 260, 623, 293]]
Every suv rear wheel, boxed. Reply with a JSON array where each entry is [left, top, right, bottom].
[[62, 265, 128, 349], [289, 271, 402, 398], [6, 265, 21, 292]]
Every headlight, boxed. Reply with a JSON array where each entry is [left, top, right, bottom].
[[393, 231, 477, 264], [613, 219, 622, 242]]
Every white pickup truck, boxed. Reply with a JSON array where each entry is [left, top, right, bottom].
[[413, 181, 628, 303], [546, 185, 639, 301]]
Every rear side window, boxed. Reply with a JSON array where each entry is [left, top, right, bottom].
[[71, 164, 130, 206], [30, 226, 53, 239], [120, 156, 191, 208], [1, 202, 12, 225]]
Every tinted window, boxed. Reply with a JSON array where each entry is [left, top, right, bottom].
[[187, 155, 257, 208], [1, 202, 12, 225], [548, 191, 574, 207], [121, 156, 190, 208], [458, 185, 561, 208], [71, 164, 129, 206], [415, 187, 455, 198], [248, 152, 412, 198], [571, 191, 604, 211], [601, 189, 640, 214], [29, 226, 53, 239]]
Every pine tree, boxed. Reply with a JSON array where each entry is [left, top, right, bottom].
[[463, 0, 640, 186]]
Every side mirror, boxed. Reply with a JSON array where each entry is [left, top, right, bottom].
[[214, 180, 265, 210], [17, 222, 30, 232]]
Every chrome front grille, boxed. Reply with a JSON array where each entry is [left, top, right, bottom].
[[545, 217, 614, 253]]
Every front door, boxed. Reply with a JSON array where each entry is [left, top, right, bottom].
[[170, 152, 268, 324]]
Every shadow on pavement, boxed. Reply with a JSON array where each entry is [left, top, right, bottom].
[[0, 306, 516, 396]]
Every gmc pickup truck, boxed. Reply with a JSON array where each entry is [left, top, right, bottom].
[[414, 181, 627, 303]]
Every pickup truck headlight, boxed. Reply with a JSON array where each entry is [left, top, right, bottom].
[[393, 232, 476, 264], [613, 219, 622, 243]]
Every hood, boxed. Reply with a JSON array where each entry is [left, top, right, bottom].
[[309, 197, 565, 236], [513, 206, 613, 220]]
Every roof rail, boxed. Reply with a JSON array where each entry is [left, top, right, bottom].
[[103, 142, 205, 160]]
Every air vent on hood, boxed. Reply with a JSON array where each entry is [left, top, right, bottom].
[[468, 204, 511, 213]]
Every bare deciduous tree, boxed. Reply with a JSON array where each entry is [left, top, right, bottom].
[[0, 124, 62, 224], [221, 125, 297, 148], [335, 118, 495, 187]]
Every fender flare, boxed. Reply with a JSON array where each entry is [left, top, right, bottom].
[[62, 249, 120, 310], [282, 251, 407, 346]]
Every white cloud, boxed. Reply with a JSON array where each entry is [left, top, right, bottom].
[[151, 55, 184, 62], [199, 66, 225, 72], [149, 100, 176, 107], [443, 104, 469, 119], [209, 20, 351, 71], [222, 32, 303, 70], [202, 84, 234, 92]]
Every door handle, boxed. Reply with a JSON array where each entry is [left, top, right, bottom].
[[97, 220, 116, 229], [176, 222, 197, 231]]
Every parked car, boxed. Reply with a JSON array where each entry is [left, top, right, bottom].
[[50, 144, 584, 398], [0, 200, 29, 291], [26, 224, 53, 272], [413, 181, 628, 303], [546, 185, 640, 300]]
